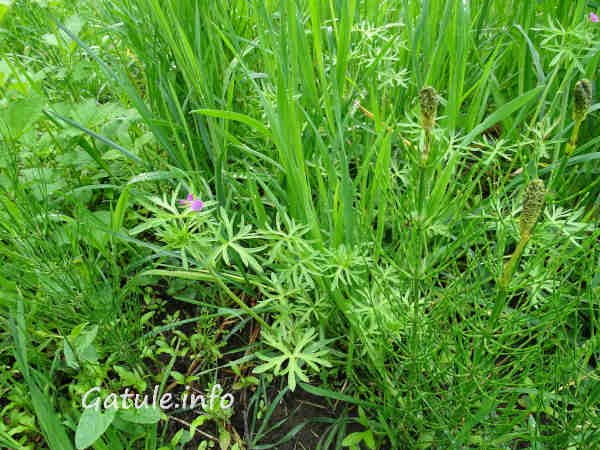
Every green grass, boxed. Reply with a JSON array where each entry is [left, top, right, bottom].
[[1, 0, 599, 448]]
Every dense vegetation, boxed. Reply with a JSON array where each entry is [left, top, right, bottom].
[[1, 0, 599, 448]]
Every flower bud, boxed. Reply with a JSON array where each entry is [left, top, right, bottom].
[[573, 79, 592, 123], [519, 179, 545, 239], [419, 86, 439, 132]]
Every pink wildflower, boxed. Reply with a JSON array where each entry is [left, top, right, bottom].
[[178, 193, 204, 212]]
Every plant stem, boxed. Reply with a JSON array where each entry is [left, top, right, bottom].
[[565, 119, 581, 156], [500, 234, 530, 289], [421, 129, 431, 167]]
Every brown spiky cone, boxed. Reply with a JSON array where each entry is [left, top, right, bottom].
[[419, 87, 438, 132], [567, 79, 593, 155], [419, 87, 439, 164], [501, 178, 546, 288], [573, 79, 592, 123], [519, 178, 546, 240]]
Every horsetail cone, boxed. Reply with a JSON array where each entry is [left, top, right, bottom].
[[519, 179, 546, 239], [573, 79, 592, 123], [419, 86, 439, 131]]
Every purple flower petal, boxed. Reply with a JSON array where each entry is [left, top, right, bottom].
[[189, 199, 204, 211], [178, 193, 204, 211], [591, 12, 599, 22]]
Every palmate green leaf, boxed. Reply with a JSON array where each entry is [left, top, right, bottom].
[[0, 95, 45, 138], [75, 406, 117, 450], [301, 351, 332, 371], [253, 328, 332, 391], [261, 331, 292, 355], [286, 362, 299, 392], [230, 242, 264, 273], [253, 355, 284, 374]]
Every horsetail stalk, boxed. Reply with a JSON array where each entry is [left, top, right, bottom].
[[519, 179, 546, 240], [500, 179, 546, 288], [566, 79, 592, 155], [419, 86, 439, 164]]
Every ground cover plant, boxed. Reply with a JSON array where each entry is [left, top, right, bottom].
[[1, 0, 599, 448]]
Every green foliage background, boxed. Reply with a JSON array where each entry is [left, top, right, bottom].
[[0, 0, 598, 448]]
